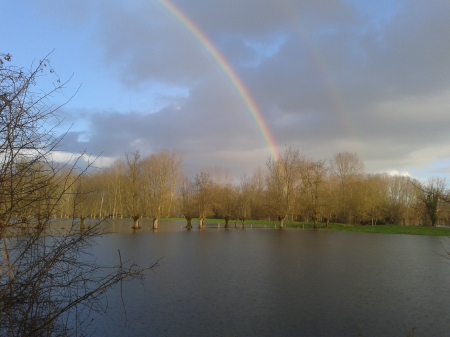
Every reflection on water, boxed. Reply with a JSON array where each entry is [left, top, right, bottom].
[[86, 220, 450, 336]]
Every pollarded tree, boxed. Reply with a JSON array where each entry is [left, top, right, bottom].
[[123, 151, 143, 229], [178, 176, 197, 229], [194, 171, 217, 229], [299, 159, 328, 228], [215, 181, 238, 228], [235, 174, 255, 228], [141, 150, 183, 229], [265, 145, 303, 228]]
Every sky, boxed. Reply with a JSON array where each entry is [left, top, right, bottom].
[[2, 0, 450, 180]]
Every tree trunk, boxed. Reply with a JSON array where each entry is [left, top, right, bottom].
[[185, 216, 192, 229], [241, 217, 246, 229], [313, 217, 317, 229], [99, 192, 105, 219], [152, 217, 158, 230], [325, 218, 330, 228], [199, 217, 204, 229], [278, 216, 285, 229], [80, 217, 86, 230], [224, 216, 230, 228], [132, 215, 140, 229]]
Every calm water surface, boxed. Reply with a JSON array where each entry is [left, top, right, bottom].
[[85, 219, 450, 336]]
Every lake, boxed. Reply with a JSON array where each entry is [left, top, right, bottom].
[[85, 219, 450, 336]]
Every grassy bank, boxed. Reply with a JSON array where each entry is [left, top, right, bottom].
[[162, 218, 450, 236]]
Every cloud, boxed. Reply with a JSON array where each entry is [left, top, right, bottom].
[[17, 0, 450, 180]]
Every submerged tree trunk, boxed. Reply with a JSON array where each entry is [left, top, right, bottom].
[[224, 216, 230, 228], [132, 215, 140, 229], [185, 216, 192, 229], [99, 192, 105, 219], [278, 215, 285, 229], [152, 218, 158, 230], [80, 217, 86, 230], [198, 217, 204, 229]]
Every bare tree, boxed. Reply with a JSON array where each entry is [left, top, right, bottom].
[[362, 174, 388, 225], [299, 159, 328, 228], [0, 53, 154, 336], [330, 152, 365, 186], [248, 167, 266, 220], [385, 175, 411, 225], [320, 175, 339, 228], [215, 181, 237, 228], [193, 171, 217, 229], [236, 175, 254, 228], [330, 152, 365, 223], [123, 151, 143, 229], [415, 177, 446, 226], [104, 160, 127, 219], [72, 174, 96, 229], [178, 176, 196, 229], [265, 145, 302, 228], [141, 150, 183, 229]]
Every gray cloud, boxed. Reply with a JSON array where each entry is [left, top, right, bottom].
[[27, 0, 450, 178]]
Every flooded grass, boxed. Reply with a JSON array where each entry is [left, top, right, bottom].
[[161, 218, 450, 236]]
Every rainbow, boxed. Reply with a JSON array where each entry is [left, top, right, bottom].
[[159, 0, 280, 161]]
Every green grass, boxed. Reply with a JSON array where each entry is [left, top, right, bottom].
[[161, 218, 450, 236], [327, 223, 450, 236]]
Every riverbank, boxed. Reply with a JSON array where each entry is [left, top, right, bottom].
[[161, 218, 450, 236]]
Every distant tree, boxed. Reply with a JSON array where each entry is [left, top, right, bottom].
[[72, 174, 96, 229], [104, 160, 127, 218], [178, 176, 197, 229], [330, 152, 365, 223], [215, 181, 237, 228], [194, 171, 217, 229], [299, 159, 328, 228], [362, 174, 388, 225], [236, 174, 255, 228], [265, 145, 302, 228], [320, 175, 339, 228], [141, 150, 183, 229], [330, 152, 365, 187], [248, 167, 266, 220], [416, 177, 446, 226], [123, 151, 143, 229]]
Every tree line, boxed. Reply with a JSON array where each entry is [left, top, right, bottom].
[[47, 146, 450, 230]]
